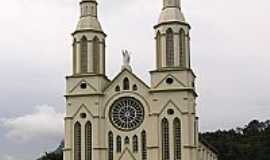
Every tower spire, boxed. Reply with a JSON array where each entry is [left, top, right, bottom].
[[154, 0, 190, 70], [72, 0, 107, 75]]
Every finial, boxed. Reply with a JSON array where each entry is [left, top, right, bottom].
[[121, 50, 132, 72]]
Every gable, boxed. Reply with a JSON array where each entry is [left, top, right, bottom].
[[68, 79, 97, 95], [153, 74, 187, 90], [104, 69, 150, 93]]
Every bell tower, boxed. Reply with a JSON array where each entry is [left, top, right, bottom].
[[150, 1, 199, 159], [155, 0, 190, 69], [72, 0, 106, 75]]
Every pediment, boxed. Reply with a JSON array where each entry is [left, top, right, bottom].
[[68, 79, 97, 95], [159, 100, 185, 115], [153, 74, 186, 90], [72, 104, 96, 119], [104, 69, 150, 93], [118, 148, 136, 160]]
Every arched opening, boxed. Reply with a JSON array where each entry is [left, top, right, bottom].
[[85, 121, 92, 160], [132, 84, 138, 91], [132, 135, 138, 152], [74, 122, 81, 160], [80, 36, 88, 73], [116, 136, 122, 153], [124, 136, 130, 144], [93, 36, 100, 73], [108, 131, 113, 160], [73, 38, 77, 74], [162, 118, 170, 160], [141, 130, 147, 160], [123, 78, 130, 90], [156, 31, 161, 68], [115, 85, 120, 92], [174, 118, 181, 160], [166, 28, 174, 67], [179, 29, 186, 67]]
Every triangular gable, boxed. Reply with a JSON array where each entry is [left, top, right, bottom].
[[69, 79, 97, 94], [72, 104, 97, 118], [153, 74, 187, 89], [118, 148, 136, 160], [103, 68, 150, 92], [159, 99, 186, 115]]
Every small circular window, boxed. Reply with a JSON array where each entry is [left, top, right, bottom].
[[167, 109, 175, 115], [166, 78, 174, 85], [80, 82, 87, 89], [80, 113, 87, 118]]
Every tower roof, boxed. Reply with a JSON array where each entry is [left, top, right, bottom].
[[157, 0, 186, 24], [75, 0, 104, 33]]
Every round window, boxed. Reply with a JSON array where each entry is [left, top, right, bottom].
[[109, 97, 144, 131]]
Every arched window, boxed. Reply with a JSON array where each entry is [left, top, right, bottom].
[[166, 28, 174, 67], [80, 36, 88, 73], [93, 37, 100, 73], [156, 31, 161, 68], [141, 130, 147, 160], [132, 84, 138, 91], [108, 131, 114, 160], [123, 78, 130, 90], [73, 38, 77, 74], [179, 29, 186, 67], [74, 122, 81, 160], [132, 135, 138, 152], [124, 136, 130, 144], [85, 121, 92, 160], [102, 39, 106, 74], [116, 136, 122, 153], [115, 85, 120, 92], [174, 118, 181, 160], [162, 118, 170, 160]]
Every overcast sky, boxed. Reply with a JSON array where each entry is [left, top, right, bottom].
[[0, 0, 269, 159]]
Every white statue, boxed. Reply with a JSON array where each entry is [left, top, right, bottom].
[[122, 50, 130, 66], [121, 50, 132, 71]]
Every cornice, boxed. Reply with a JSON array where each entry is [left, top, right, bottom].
[[149, 88, 198, 97], [154, 21, 191, 29], [72, 29, 107, 37], [150, 68, 197, 78]]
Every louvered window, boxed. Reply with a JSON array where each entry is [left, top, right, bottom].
[[85, 121, 92, 160], [162, 118, 170, 160], [156, 31, 161, 68], [93, 37, 100, 73], [179, 29, 186, 67], [174, 118, 181, 160], [80, 36, 88, 73], [74, 122, 81, 160], [166, 28, 174, 67]]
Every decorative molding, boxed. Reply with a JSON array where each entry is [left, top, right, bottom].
[[69, 79, 97, 93], [153, 73, 187, 89], [159, 99, 187, 115], [154, 21, 191, 29], [72, 104, 99, 119]]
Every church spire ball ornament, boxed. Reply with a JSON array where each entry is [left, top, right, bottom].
[[64, 0, 219, 160]]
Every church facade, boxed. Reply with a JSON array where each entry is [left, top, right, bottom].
[[63, 0, 218, 160]]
